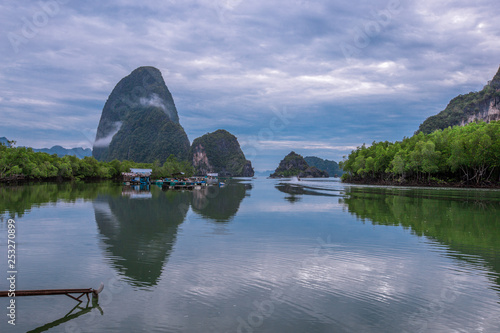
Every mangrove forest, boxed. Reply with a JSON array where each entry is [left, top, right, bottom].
[[340, 121, 500, 186]]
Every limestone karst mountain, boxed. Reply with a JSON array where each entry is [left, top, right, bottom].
[[93, 66, 190, 163]]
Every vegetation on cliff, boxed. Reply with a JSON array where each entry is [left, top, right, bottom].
[[340, 121, 500, 186], [418, 66, 500, 134], [103, 107, 190, 163], [190, 129, 254, 177], [91, 66, 255, 171], [270, 151, 329, 178], [93, 66, 190, 163]]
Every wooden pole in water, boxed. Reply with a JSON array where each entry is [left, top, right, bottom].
[[0, 283, 104, 302]]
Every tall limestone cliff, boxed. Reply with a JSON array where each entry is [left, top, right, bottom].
[[190, 129, 254, 177], [418, 65, 500, 134], [93, 66, 190, 163]]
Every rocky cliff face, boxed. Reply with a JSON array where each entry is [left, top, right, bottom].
[[189, 129, 254, 177], [270, 151, 329, 178], [418, 65, 500, 134], [459, 96, 500, 126], [93, 66, 190, 163], [191, 143, 213, 175]]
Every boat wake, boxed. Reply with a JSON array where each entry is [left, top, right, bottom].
[[279, 177, 345, 197]]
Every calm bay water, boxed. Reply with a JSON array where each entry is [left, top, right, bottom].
[[1, 178, 499, 332]]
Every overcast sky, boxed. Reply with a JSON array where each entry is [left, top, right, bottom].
[[1, 0, 499, 171]]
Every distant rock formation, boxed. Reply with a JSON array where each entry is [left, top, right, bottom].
[[0, 137, 11, 147], [270, 151, 329, 178], [304, 156, 343, 177], [190, 129, 254, 177], [93, 66, 190, 163], [32, 146, 92, 159], [418, 65, 500, 134], [253, 170, 275, 177], [1, 138, 91, 158]]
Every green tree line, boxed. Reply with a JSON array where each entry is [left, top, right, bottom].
[[0, 142, 151, 182], [0, 141, 197, 183], [340, 121, 500, 186], [151, 155, 194, 178]]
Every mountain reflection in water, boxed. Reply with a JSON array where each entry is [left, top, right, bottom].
[[1, 179, 499, 332], [93, 181, 251, 287]]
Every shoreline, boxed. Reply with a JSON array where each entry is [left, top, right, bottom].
[[0, 176, 120, 185], [341, 178, 500, 189], [2, 177, 500, 190]]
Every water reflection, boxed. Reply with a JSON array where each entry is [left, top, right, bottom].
[[27, 299, 102, 333], [277, 182, 500, 288], [191, 183, 252, 222], [94, 187, 190, 287], [93, 181, 251, 287], [121, 184, 152, 198], [2, 180, 500, 332], [0, 182, 120, 219], [0, 181, 251, 286], [275, 183, 340, 199], [340, 186, 500, 289]]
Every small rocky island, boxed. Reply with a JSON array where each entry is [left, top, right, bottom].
[[270, 151, 329, 178], [190, 129, 254, 177]]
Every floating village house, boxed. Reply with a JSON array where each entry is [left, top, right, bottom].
[[206, 172, 219, 184], [122, 168, 152, 184]]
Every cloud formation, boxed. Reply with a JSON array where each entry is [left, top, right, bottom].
[[93, 121, 122, 148], [140, 93, 166, 111], [1, 0, 499, 169]]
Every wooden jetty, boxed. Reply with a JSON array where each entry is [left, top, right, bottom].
[[0, 283, 104, 303]]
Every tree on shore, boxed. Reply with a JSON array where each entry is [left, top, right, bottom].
[[0, 142, 148, 182], [340, 121, 500, 186]]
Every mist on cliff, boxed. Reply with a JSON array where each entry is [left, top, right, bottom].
[[93, 121, 122, 148]]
